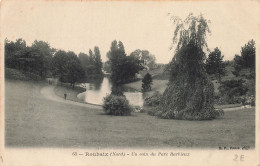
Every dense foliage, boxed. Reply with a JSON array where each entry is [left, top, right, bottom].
[[157, 13, 220, 120], [144, 91, 162, 106], [217, 79, 248, 104], [129, 49, 157, 69], [5, 38, 86, 87], [78, 46, 103, 79], [106, 40, 143, 85], [52, 51, 85, 88], [142, 73, 153, 92], [5, 39, 55, 79], [232, 40, 255, 77], [103, 61, 112, 73], [103, 94, 132, 116], [205, 47, 226, 81]]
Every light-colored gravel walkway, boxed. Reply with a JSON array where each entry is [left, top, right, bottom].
[[40, 85, 102, 109]]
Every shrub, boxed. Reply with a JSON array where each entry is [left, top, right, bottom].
[[147, 106, 162, 116], [251, 96, 255, 106], [102, 94, 132, 116], [111, 86, 124, 96], [142, 73, 153, 92], [133, 106, 145, 113], [215, 109, 224, 117], [218, 79, 248, 104], [215, 93, 244, 105], [232, 70, 240, 77], [241, 95, 255, 106], [144, 91, 162, 106]]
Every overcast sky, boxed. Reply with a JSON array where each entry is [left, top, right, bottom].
[[1, 0, 259, 63]]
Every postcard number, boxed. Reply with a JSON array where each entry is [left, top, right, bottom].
[[233, 154, 244, 162]]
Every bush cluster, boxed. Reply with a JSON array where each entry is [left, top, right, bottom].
[[147, 106, 161, 116], [144, 91, 162, 106], [217, 79, 249, 104], [142, 73, 153, 92], [102, 94, 132, 116], [215, 95, 244, 105]]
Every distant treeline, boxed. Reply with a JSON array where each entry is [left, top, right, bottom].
[[4, 38, 103, 87], [4, 38, 158, 86], [78, 47, 103, 79]]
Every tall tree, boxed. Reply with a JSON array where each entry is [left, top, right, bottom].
[[107, 40, 143, 85], [66, 51, 85, 88], [241, 39, 255, 71], [157, 13, 219, 120], [142, 73, 153, 92], [30, 40, 54, 78], [130, 49, 156, 69], [78, 53, 90, 67], [52, 50, 85, 87], [5, 38, 28, 70], [51, 50, 70, 83], [126, 54, 144, 80], [233, 39, 255, 77], [89, 49, 94, 65], [107, 40, 127, 85], [205, 47, 225, 81], [94, 46, 103, 75]]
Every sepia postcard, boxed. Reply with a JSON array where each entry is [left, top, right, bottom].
[[0, 0, 259, 165]]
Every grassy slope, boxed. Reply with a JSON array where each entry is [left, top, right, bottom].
[[5, 79, 255, 148], [124, 79, 168, 95], [5, 67, 41, 81], [124, 67, 169, 96]]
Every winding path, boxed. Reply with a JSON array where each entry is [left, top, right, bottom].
[[40, 85, 246, 112], [40, 85, 102, 109]]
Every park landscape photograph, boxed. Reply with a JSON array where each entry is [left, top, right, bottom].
[[1, 1, 258, 150]]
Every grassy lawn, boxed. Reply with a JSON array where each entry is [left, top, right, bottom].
[[139, 66, 166, 77], [124, 79, 168, 96], [5, 79, 255, 148]]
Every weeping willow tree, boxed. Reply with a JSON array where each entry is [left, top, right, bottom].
[[157, 13, 221, 120]]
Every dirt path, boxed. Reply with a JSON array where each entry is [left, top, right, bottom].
[[40, 85, 102, 109]]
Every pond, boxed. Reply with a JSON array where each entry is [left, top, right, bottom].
[[77, 77, 144, 107]]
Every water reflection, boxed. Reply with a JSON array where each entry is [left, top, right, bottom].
[[77, 77, 144, 106]]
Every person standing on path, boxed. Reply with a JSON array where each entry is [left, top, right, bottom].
[[64, 92, 67, 100]]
